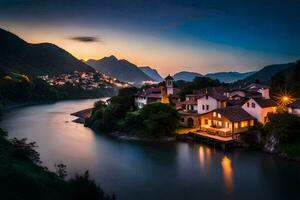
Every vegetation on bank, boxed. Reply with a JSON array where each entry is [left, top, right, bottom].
[[0, 128, 115, 200], [241, 112, 300, 158], [0, 69, 116, 107], [85, 87, 180, 137]]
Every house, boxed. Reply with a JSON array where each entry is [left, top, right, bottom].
[[134, 87, 162, 108], [199, 106, 256, 138], [287, 100, 300, 116], [242, 98, 277, 124], [197, 91, 227, 114], [243, 83, 270, 99], [134, 75, 180, 108]]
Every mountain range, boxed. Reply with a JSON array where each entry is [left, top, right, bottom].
[[0, 28, 94, 76], [172, 71, 255, 83], [237, 63, 295, 85], [86, 56, 152, 83], [0, 28, 297, 86], [139, 66, 163, 82]]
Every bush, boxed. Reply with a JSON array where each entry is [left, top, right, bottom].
[[265, 112, 300, 143], [121, 103, 180, 137], [68, 171, 115, 200]]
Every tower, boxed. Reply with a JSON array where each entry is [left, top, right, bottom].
[[165, 74, 174, 95]]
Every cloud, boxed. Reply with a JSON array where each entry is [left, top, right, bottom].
[[70, 36, 102, 43]]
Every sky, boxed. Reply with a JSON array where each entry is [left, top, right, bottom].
[[0, 0, 299, 76]]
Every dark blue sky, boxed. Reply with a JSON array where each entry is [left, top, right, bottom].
[[0, 0, 299, 74]]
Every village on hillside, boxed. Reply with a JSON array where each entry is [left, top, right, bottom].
[[134, 75, 300, 143], [39, 71, 130, 90]]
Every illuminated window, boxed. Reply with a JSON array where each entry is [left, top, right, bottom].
[[204, 119, 208, 125], [225, 122, 229, 128], [218, 121, 222, 127], [250, 120, 254, 126], [240, 121, 248, 128], [213, 112, 217, 117], [234, 122, 239, 129], [217, 113, 221, 118]]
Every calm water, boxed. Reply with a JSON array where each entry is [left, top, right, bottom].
[[1, 99, 300, 200]]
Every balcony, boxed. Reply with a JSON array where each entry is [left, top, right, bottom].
[[200, 125, 232, 137]]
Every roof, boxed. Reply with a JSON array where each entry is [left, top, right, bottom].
[[228, 98, 249, 106], [165, 74, 173, 80], [195, 87, 228, 101], [211, 106, 256, 122], [253, 98, 277, 108], [288, 100, 300, 108], [147, 93, 162, 99], [135, 87, 161, 97], [181, 100, 197, 105]]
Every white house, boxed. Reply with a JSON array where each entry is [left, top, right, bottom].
[[197, 93, 227, 114], [134, 88, 161, 108], [244, 83, 270, 99], [287, 100, 300, 116], [242, 98, 277, 124]]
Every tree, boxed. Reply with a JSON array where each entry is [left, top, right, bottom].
[[68, 170, 114, 200], [265, 112, 300, 143], [10, 138, 41, 165], [140, 103, 179, 137], [55, 163, 68, 179]]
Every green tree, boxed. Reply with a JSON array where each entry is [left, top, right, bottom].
[[265, 112, 300, 143]]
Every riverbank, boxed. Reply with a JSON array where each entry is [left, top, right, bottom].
[[0, 128, 115, 200]]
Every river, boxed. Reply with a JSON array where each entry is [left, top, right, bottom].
[[1, 99, 299, 200]]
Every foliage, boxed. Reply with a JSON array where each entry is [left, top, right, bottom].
[[176, 76, 221, 99], [264, 112, 300, 143], [0, 130, 115, 200], [86, 87, 138, 131], [0, 71, 58, 104], [68, 170, 115, 200], [121, 103, 180, 137], [55, 163, 68, 179], [10, 137, 42, 165], [243, 112, 300, 157]]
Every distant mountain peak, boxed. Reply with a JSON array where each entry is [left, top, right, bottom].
[[107, 55, 118, 61], [86, 56, 153, 83], [140, 66, 163, 82], [0, 28, 95, 75]]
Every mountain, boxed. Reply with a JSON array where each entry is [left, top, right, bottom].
[[0, 28, 94, 75], [173, 71, 203, 81], [238, 63, 295, 85], [139, 66, 163, 82], [86, 56, 152, 83], [205, 71, 255, 83]]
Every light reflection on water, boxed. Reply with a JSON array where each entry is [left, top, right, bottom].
[[221, 156, 234, 192], [1, 99, 300, 200]]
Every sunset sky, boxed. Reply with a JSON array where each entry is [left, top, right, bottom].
[[0, 0, 299, 76]]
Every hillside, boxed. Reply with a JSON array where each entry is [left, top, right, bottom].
[[205, 71, 255, 83], [139, 66, 163, 82], [0, 28, 94, 75], [270, 60, 299, 97], [173, 71, 203, 81], [86, 55, 152, 83], [237, 63, 294, 85]]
